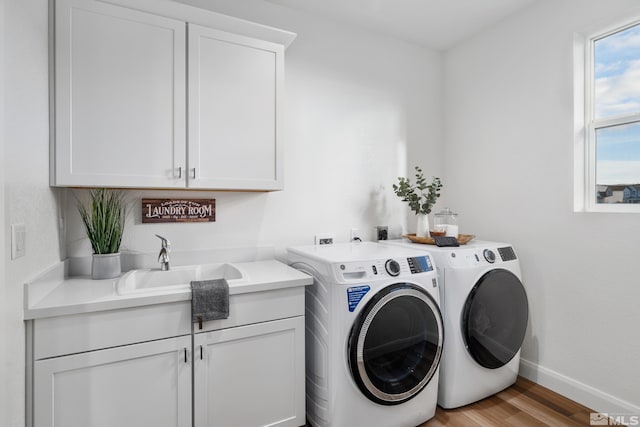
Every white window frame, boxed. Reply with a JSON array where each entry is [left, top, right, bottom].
[[574, 18, 640, 213]]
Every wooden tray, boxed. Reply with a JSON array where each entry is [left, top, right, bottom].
[[403, 233, 476, 245]]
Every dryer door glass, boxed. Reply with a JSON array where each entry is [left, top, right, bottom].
[[348, 283, 444, 405], [462, 268, 529, 369]]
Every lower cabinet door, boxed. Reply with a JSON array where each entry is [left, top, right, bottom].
[[194, 317, 305, 427], [34, 335, 192, 427]]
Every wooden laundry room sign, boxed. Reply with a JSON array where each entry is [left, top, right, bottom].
[[142, 198, 216, 223]]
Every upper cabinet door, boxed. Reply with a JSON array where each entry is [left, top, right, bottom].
[[188, 24, 284, 190], [53, 0, 187, 188]]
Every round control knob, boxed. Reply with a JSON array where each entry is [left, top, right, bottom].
[[483, 249, 496, 263], [385, 259, 401, 276]]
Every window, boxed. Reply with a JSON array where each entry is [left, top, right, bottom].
[[576, 20, 640, 212]]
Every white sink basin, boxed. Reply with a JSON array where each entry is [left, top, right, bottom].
[[117, 263, 245, 295]]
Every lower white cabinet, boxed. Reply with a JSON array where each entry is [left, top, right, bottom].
[[34, 335, 192, 427], [28, 285, 308, 427], [194, 317, 305, 427]]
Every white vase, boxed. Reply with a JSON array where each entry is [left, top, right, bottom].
[[416, 214, 430, 238], [92, 252, 121, 280]]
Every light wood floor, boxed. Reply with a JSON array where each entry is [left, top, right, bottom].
[[421, 376, 601, 426]]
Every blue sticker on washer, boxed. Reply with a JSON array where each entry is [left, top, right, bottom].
[[347, 285, 370, 312]]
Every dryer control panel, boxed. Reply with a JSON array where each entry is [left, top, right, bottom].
[[439, 245, 518, 269]]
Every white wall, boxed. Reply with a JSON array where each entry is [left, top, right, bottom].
[[17, 0, 640, 421], [3, 0, 63, 425], [445, 0, 640, 414], [3, 1, 443, 424], [0, 0, 7, 425], [64, 0, 445, 261]]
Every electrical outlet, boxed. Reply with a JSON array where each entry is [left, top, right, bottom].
[[11, 223, 26, 259], [350, 228, 362, 242], [376, 226, 388, 241], [315, 233, 335, 245]]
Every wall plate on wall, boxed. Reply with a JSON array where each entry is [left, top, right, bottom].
[[315, 233, 335, 245], [11, 223, 26, 259], [375, 226, 388, 241]]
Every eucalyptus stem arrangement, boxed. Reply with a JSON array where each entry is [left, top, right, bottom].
[[392, 166, 442, 215], [77, 188, 126, 254]]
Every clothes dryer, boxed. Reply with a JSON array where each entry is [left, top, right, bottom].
[[287, 242, 444, 427], [384, 239, 528, 408]]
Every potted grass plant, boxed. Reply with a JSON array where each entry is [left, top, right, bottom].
[[392, 166, 442, 238], [77, 188, 126, 279]]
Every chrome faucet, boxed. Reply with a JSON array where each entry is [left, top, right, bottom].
[[155, 234, 171, 271]]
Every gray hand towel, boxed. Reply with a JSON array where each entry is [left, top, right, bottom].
[[191, 279, 229, 329]]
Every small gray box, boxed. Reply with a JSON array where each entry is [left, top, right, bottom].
[[376, 226, 388, 241]]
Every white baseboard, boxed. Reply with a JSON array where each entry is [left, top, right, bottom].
[[519, 358, 640, 415]]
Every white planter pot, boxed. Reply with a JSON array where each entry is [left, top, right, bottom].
[[416, 214, 430, 238], [92, 252, 121, 280]]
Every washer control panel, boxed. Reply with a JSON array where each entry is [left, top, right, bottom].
[[335, 255, 434, 282], [384, 259, 401, 276], [407, 256, 434, 274]]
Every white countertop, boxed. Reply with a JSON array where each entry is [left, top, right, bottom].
[[24, 259, 312, 320]]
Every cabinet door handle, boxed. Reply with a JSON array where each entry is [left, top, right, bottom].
[[177, 166, 183, 179], [184, 348, 188, 363], [200, 345, 203, 360], [190, 168, 196, 179]]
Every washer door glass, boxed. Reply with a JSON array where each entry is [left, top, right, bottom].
[[348, 283, 443, 405], [462, 268, 529, 369]]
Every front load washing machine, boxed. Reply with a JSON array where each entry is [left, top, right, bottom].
[[384, 239, 529, 409], [287, 242, 444, 427]]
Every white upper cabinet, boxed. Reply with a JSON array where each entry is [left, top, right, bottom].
[[51, 0, 294, 190], [188, 25, 284, 190], [53, 0, 187, 188]]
